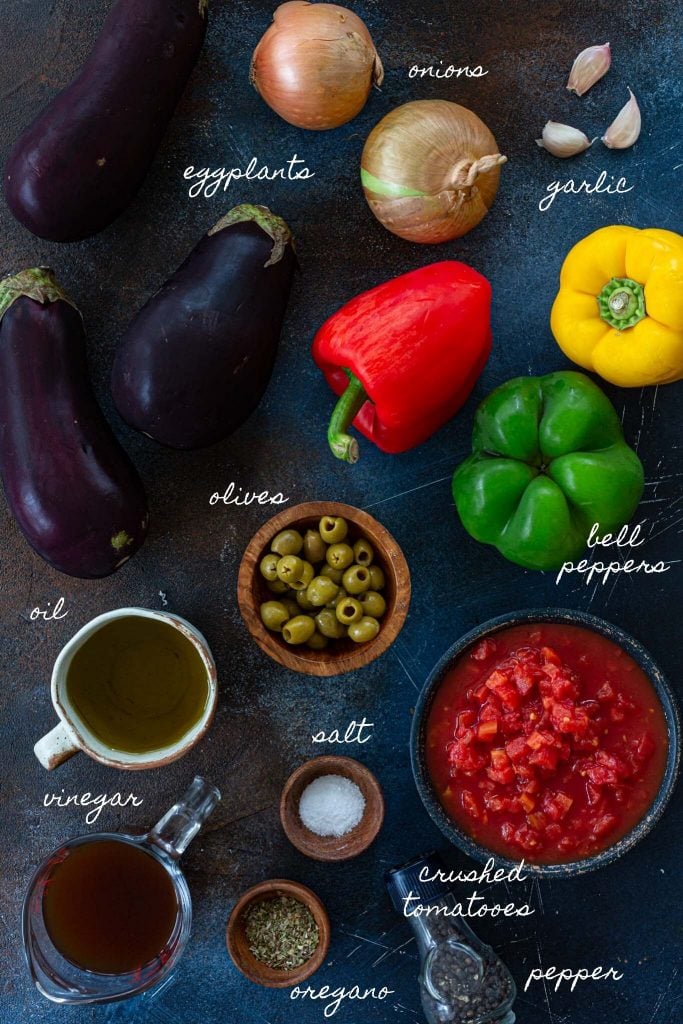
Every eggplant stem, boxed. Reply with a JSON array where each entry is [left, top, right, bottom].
[[327, 371, 367, 465], [0, 267, 79, 321], [208, 203, 293, 267]]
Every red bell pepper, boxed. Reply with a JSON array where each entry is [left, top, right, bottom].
[[312, 261, 492, 462]]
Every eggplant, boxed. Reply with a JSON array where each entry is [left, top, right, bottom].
[[4, 0, 208, 242], [0, 269, 149, 578], [111, 204, 296, 449]]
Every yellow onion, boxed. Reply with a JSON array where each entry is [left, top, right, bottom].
[[361, 100, 506, 244], [250, 1, 384, 131]]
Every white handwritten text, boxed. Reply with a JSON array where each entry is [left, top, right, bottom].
[[539, 171, 633, 212]]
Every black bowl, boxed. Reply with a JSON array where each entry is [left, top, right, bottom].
[[411, 608, 681, 877]]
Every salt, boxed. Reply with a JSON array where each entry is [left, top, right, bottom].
[[298, 774, 366, 838]]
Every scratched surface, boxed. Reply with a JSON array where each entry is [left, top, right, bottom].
[[0, 1, 682, 1022]]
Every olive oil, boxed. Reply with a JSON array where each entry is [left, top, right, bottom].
[[65, 616, 209, 753], [42, 839, 178, 974]]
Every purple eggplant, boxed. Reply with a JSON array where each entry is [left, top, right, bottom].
[[4, 0, 208, 242], [0, 269, 148, 578], [111, 204, 296, 449]]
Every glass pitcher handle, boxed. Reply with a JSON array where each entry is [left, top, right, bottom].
[[147, 776, 221, 860]]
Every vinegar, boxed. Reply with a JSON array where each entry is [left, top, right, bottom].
[[42, 839, 178, 974]]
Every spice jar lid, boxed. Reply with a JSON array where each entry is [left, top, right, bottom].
[[385, 851, 452, 914]]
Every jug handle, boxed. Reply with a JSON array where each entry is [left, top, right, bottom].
[[147, 776, 221, 860], [34, 722, 80, 770]]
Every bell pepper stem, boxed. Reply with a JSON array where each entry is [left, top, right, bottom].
[[327, 371, 367, 464], [597, 277, 646, 330]]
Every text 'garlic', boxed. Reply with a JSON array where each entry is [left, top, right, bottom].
[[602, 89, 641, 149], [536, 121, 593, 158], [567, 43, 611, 96]]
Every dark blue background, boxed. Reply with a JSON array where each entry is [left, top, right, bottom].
[[0, 2, 681, 1023]]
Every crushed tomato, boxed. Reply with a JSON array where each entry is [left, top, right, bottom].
[[425, 623, 668, 864]]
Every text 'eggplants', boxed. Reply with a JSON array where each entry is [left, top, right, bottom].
[[0, 269, 149, 578], [5, 0, 208, 242], [111, 204, 296, 449]]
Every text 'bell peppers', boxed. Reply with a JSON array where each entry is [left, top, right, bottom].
[[312, 261, 492, 463], [452, 371, 644, 571], [551, 225, 683, 387]]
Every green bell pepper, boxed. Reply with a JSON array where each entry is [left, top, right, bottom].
[[452, 371, 645, 570]]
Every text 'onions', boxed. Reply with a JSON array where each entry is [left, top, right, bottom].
[[361, 100, 507, 244], [250, 1, 383, 131]]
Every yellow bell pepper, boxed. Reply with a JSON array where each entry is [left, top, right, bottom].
[[550, 225, 683, 386]]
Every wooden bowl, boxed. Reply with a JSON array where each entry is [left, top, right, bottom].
[[280, 755, 385, 862], [226, 879, 330, 989], [237, 501, 410, 676]]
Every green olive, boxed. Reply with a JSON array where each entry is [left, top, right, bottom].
[[306, 576, 340, 607], [306, 630, 329, 651], [271, 529, 303, 557], [326, 542, 354, 571], [348, 616, 381, 643], [303, 529, 327, 564], [342, 564, 372, 595], [319, 515, 348, 544], [361, 590, 386, 618], [320, 565, 344, 585], [336, 596, 363, 624], [281, 596, 300, 619], [353, 538, 374, 566], [259, 553, 280, 581], [315, 608, 347, 639], [276, 556, 314, 590], [266, 579, 289, 595], [369, 565, 386, 590], [260, 601, 290, 632], [276, 555, 305, 585], [296, 588, 317, 611], [282, 615, 316, 645], [326, 587, 347, 609]]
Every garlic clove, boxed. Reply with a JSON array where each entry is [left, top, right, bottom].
[[567, 42, 611, 96], [536, 121, 593, 158], [602, 88, 641, 149]]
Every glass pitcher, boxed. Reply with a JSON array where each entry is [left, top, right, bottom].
[[22, 776, 220, 1004]]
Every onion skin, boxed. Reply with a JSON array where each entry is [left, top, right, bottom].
[[250, 1, 383, 131], [361, 100, 506, 244]]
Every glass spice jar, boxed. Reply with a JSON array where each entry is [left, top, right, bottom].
[[385, 853, 516, 1024]]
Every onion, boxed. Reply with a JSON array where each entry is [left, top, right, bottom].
[[250, 1, 384, 131], [361, 100, 507, 244]]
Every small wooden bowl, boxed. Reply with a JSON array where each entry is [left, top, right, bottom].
[[226, 878, 330, 989], [237, 501, 411, 676], [280, 755, 384, 862]]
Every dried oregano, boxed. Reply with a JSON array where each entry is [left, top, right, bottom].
[[244, 896, 319, 971]]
